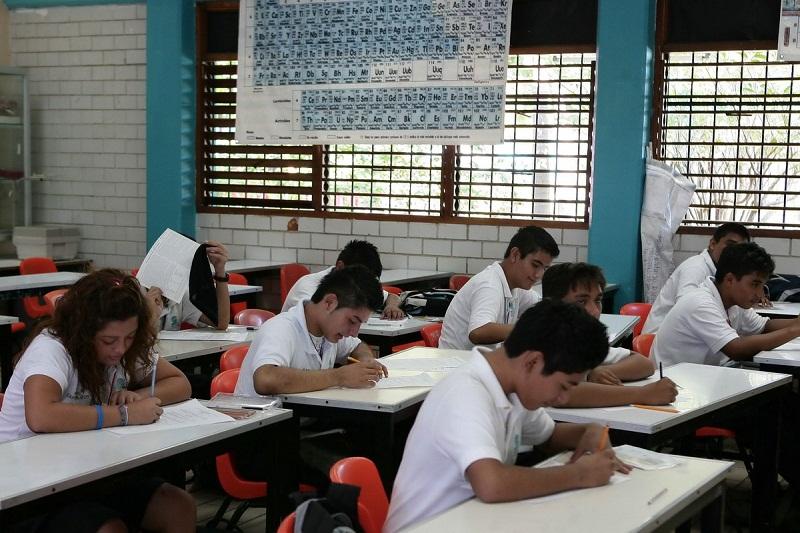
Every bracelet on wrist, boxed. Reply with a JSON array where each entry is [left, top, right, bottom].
[[94, 404, 104, 430], [213, 272, 229, 283], [118, 404, 129, 426]]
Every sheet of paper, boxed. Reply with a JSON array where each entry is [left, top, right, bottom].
[[136, 229, 200, 303], [157, 329, 249, 342], [365, 316, 409, 327], [374, 373, 437, 389], [381, 357, 465, 372], [106, 399, 234, 435], [613, 444, 683, 470], [527, 450, 631, 505]]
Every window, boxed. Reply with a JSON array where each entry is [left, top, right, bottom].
[[197, 5, 595, 226]]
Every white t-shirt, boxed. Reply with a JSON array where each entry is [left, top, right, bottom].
[[652, 277, 769, 367], [383, 348, 555, 533], [643, 249, 715, 334], [603, 346, 630, 365], [439, 262, 541, 350], [0, 332, 149, 443], [161, 290, 203, 331], [235, 301, 362, 397], [280, 266, 389, 313]]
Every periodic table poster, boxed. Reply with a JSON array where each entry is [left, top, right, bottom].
[[235, 0, 513, 145]]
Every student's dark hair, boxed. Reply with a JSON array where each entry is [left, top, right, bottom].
[[504, 299, 608, 375], [714, 242, 774, 283], [20, 269, 156, 404], [504, 225, 560, 259], [337, 240, 383, 277], [712, 222, 750, 243], [541, 262, 606, 299], [311, 265, 384, 311]]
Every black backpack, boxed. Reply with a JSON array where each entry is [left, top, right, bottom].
[[401, 289, 457, 317], [766, 274, 800, 303], [292, 482, 363, 533]]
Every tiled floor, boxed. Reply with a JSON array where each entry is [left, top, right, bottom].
[[190, 460, 800, 532]]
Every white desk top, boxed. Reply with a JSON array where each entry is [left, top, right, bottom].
[[0, 406, 292, 510], [547, 362, 791, 434], [755, 301, 800, 317], [0, 271, 85, 292], [754, 339, 800, 367], [228, 283, 263, 296], [157, 330, 255, 363], [380, 269, 454, 286], [600, 313, 639, 345], [279, 346, 472, 412], [227, 260, 286, 274], [405, 454, 732, 533], [358, 316, 435, 337], [0, 316, 19, 326]]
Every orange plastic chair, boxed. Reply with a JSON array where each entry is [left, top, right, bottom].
[[329, 457, 389, 533], [229, 272, 249, 320], [382, 285, 402, 295], [276, 513, 295, 533], [220, 345, 249, 372], [131, 267, 139, 276], [19, 257, 58, 319], [619, 302, 652, 337], [43, 288, 68, 317], [280, 263, 311, 306], [421, 323, 442, 348], [632, 333, 655, 357], [449, 274, 471, 291], [391, 340, 426, 353], [11, 322, 26, 335], [234, 308, 275, 327]]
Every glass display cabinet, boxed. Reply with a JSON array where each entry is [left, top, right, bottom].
[[0, 66, 30, 244]]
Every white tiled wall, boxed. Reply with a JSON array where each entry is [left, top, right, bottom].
[[672, 233, 800, 274], [198, 214, 588, 274], [9, 4, 146, 269]]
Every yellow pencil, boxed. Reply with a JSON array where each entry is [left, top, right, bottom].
[[631, 404, 679, 413], [596, 425, 609, 452], [347, 356, 360, 364]]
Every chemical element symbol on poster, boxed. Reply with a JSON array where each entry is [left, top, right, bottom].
[[235, 0, 512, 145]]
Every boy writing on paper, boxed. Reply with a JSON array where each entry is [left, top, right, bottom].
[[653, 242, 800, 367], [643, 222, 751, 334], [236, 265, 387, 396], [542, 262, 677, 407], [439, 225, 559, 350], [384, 299, 630, 533], [281, 239, 405, 319]]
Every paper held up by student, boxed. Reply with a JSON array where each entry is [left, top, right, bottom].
[[137, 229, 199, 303]]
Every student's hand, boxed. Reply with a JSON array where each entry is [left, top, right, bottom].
[[146, 286, 165, 316], [636, 378, 678, 405], [127, 397, 163, 425], [571, 449, 617, 488], [109, 389, 142, 406], [205, 240, 229, 274], [337, 359, 387, 388], [382, 304, 406, 320], [587, 366, 622, 386], [569, 424, 611, 461]]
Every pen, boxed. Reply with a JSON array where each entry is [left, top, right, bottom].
[[347, 356, 360, 364], [631, 404, 679, 413], [647, 488, 668, 505], [107, 368, 118, 405], [150, 354, 158, 397], [596, 425, 609, 452], [659, 362, 663, 380]]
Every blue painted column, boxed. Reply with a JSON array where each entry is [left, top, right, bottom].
[[588, 0, 656, 310], [145, 0, 195, 246]]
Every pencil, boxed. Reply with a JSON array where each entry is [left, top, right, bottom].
[[150, 354, 158, 397], [659, 362, 663, 380], [107, 368, 117, 405], [347, 356, 360, 364], [596, 425, 609, 452], [647, 487, 668, 505], [631, 404, 679, 413]]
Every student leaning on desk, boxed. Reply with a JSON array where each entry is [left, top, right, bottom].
[[384, 300, 630, 533], [0, 269, 196, 533], [542, 262, 678, 408]]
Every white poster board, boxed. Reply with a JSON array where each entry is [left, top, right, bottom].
[[779, 1, 800, 60]]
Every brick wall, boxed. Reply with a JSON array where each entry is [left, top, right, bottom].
[[9, 4, 146, 268]]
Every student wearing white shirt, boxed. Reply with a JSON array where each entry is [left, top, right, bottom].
[[384, 300, 630, 533], [542, 262, 677, 408], [653, 242, 800, 367], [439, 225, 559, 350], [280, 239, 404, 319], [236, 265, 387, 396], [643, 223, 751, 334]]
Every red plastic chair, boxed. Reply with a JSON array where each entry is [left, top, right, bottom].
[[421, 323, 442, 348], [280, 263, 310, 306], [11, 322, 26, 335], [276, 513, 295, 533], [131, 267, 139, 276], [329, 457, 389, 533], [619, 302, 652, 337], [19, 257, 57, 319], [229, 272, 249, 320], [449, 274, 471, 291], [234, 308, 275, 327], [43, 288, 69, 317], [391, 340, 426, 353], [220, 345, 249, 372], [382, 285, 402, 295], [632, 333, 655, 357]]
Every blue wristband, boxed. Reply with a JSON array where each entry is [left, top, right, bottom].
[[95, 404, 104, 430]]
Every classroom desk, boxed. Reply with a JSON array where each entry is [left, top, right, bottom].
[[227, 260, 287, 311], [0, 258, 93, 276], [228, 283, 263, 307], [405, 454, 733, 533], [227, 259, 286, 274], [600, 312, 638, 346], [0, 271, 85, 300], [755, 301, 800, 318], [546, 362, 791, 531], [156, 329, 255, 364], [358, 316, 437, 356], [0, 406, 299, 532], [379, 269, 454, 290], [279, 346, 472, 489]]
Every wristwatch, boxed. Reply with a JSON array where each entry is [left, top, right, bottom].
[[213, 273, 230, 283], [118, 404, 129, 426]]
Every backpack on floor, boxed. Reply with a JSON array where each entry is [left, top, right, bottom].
[[293, 482, 363, 533]]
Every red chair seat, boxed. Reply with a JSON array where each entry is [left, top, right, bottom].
[[391, 340, 425, 353], [695, 427, 736, 439]]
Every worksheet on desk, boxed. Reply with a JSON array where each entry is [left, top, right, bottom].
[[105, 399, 234, 435], [235, 0, 513, 144]]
